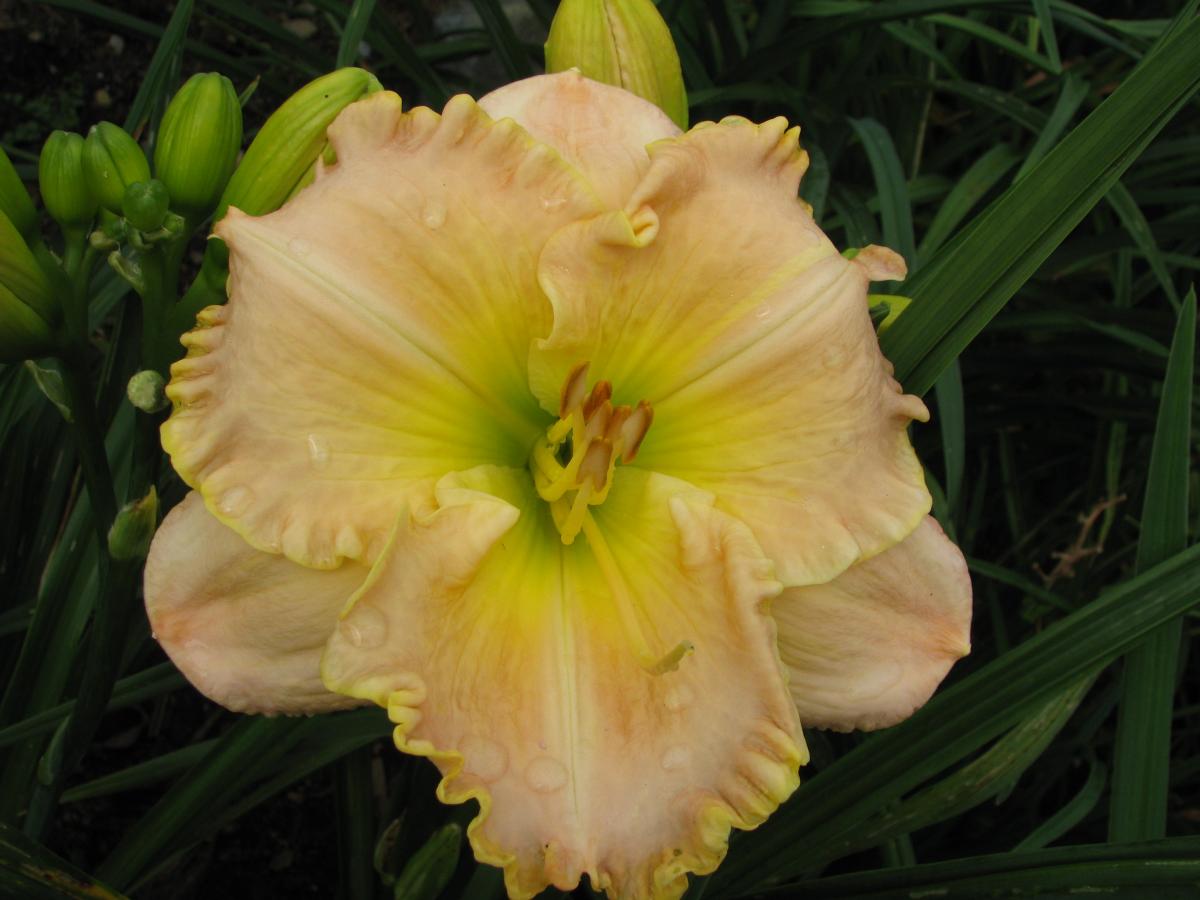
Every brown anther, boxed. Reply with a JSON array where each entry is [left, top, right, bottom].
[[620, 401, 653, 462], [560, 361, 590, 419], [605, 405, 632, 444], [578, 438, 613, 490], [584, 400, 613, 443], [582, 380, 612, 419]]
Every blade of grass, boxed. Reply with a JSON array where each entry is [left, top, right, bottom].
[[1011, 72, 1088, 182], [918, 142, 1020, 259], [1109, 288, 1195, 841], [122, 0, 192, 135], [60, 741, 218, 804], [1013, 753, 1106, 850], [1031, 0, 1062, 72], [0, 663, 185, 750], [335, 746, 376, 900], [470, 0, 533, 80], [881, 15, 1200, 396], [759, 837, 1200, 899], [336, 0, 377, 67]]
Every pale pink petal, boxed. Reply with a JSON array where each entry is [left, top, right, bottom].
[[161, 90, 603, 568], [528, 116, 930, 588], [480, 71, 681, 208], [144, 492, 369, 714], [321, 466, 804, 899], [774, 516, 973, 732]]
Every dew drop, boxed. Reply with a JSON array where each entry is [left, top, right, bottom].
[[661, 745, 690, 771], [218, 486, 251, 516], [340, 605, 387, 649], [754, 304, 772, 321], [664, 683, 693, 712], [306, 433, 331, 468], [525, 756, 568, 793], [287, 237, 312, 256], [421, 198, 447, 229], [541, 195, 567, 212], [462, 735, 509, 782]]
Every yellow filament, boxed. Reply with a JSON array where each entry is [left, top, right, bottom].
[[579, 514, 693, 674]]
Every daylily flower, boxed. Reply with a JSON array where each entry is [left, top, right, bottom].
[[145, 71, 972, 899]]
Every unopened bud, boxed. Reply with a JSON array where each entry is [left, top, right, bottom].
[[545, 0, 688, 129], [1, 289, 56, 362], [0, 210, 58, 328], [108, 486, 159, 561], [0, 146, 38, 242], [123, 180, 171, 232], [126, 369, 168, 413], [39, 131, 97, 231], [217, 68, 380, 222], [154, 73, 243, 222], [83, 122, 151, 213]]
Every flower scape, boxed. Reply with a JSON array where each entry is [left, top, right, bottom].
[[143, 71, 973, 899]]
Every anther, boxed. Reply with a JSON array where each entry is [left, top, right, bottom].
[[620, 401, 654, 462], [560, 361, 590, 418], [578, 438, 613, 491], [582, 380, 612, 419]]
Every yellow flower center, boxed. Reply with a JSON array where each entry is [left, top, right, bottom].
[[529, 361, 653, 545]]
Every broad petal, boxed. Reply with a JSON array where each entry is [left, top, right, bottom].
[[144, 492, 369, 714], [774, 516, 972, 732], [480, 71, 681, 209], [322, 466, 804, 900], [530, 116, 930, 586], [162, 90, 602, 568]]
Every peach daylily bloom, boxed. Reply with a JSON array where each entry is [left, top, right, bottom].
[[144, 72, 972, 899]]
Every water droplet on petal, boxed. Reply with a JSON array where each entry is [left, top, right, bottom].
[[218, 486, 251, 516], [287, 237, 312, 256], [754, 304, 772, 321], [541, 195, 567, 212], [462, 735, 509, 782], [340, 605, 387, 648], [664, 683, 693, 712], [661, 745, 690, 771], [525, 756, 568, 793], [306, 433, 330, 468], [421, 198, 446, 229]]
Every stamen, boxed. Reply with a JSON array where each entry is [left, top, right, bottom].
[[534, 365, 654, 539], [620, 401, 654, 462], [582, 380, 612, 419], [559, 361, 590, 419]]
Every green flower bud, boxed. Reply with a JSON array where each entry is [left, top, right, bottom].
[[0, 210, 58, 326], [0, 287, 55, 361], [0, 145, 38, 243], [154, 73, 243, 222], [83, 122, 151, 214], [217, 68, 381, 222], [122, 179, 171, 232], [108, 486, 159, 561], [126, 369, 168, 413], [545, 0, 688, 129], [38, 131, 97, 231]]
